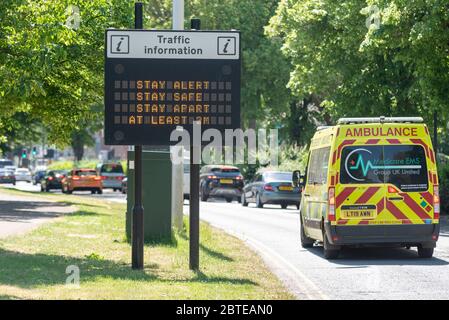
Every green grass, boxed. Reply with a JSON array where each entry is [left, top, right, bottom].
[[0, 188, 293, 300]]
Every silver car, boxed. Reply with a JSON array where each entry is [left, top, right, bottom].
[[241, 171, 300, 209], [96, 163, 125, 191], [14, 168, 32, 183]]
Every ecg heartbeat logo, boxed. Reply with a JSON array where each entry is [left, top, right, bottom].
[[345, 148, 421, 181]]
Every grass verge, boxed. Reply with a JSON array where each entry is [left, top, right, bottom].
[[0, 188, 293, 300]]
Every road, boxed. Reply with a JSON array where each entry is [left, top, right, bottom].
[[4, 182, 127, 203], [6, 182, 449, 299]]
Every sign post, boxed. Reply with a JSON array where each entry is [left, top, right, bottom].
[[104, 13, 241, 270], [132, 2, 144, 270], [189, 18, 201, 271]]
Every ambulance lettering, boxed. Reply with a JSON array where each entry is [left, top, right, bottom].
[[345, 127, 418, 137]]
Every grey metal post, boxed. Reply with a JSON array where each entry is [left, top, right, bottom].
[[189, 18, 201, 271], [132, 2, 144, 270]]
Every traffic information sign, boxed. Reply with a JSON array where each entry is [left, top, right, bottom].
[[104, 29, 241, 145]]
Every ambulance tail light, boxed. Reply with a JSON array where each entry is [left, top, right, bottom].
[[328, 187, 336, 221], [388, 186, 398, 193], [433, 185, 440, 220]]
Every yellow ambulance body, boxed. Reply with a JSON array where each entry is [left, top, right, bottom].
[[297, 117, 440, 259]]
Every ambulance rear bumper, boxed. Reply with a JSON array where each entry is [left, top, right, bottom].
[[325, 222, 439, 248]]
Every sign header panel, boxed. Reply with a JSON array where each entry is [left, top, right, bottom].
[[104, 29, 241, 146], [107, 30, 240, 60]]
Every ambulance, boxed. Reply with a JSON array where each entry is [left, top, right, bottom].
[[293, 117, 440, 259]]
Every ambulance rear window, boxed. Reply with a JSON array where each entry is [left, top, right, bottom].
[[340, 145, 428, 191]]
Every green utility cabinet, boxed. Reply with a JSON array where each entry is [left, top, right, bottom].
[[126, 150, 172, 242]]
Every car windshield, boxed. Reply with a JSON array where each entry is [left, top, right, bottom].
[[0, 160, 13, 168], [75, 170, 96, 176], [264, 172, 292, 182], [340, 145, 428, 192], [101, 164, 124, 174]]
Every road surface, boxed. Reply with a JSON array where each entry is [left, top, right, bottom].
[[192, 200, 449, 300], [6, 182, 449, 300]]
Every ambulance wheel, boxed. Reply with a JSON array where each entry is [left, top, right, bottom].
[[300, 218, 314, 248], [323, 232, 340, 259], [417, 246, 434, 258]]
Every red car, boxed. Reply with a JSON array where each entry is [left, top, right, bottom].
[[62, 169, 103, 194]]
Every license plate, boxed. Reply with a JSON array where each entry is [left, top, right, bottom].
[[220, 179, 233, 184], [279, 186, 293, 191], [341, 210, 376, 219]]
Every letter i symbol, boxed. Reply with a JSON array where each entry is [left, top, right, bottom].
[[116, 37, 124, 52], [223, 39, 231, 53]]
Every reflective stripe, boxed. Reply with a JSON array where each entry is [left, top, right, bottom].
[[355, 187, 381, 204], [336, 187, 356, 208], [387, 139, 401, 144], [400, 193, 432, 221], [386, 200, 410, 221]]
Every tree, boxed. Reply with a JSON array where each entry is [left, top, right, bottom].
[[0, 0, 134, 146], [267, 0, 449, 130], [143, 0, 294, 129]]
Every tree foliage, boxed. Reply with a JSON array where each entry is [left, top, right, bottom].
[[268, 0, 449, 128]]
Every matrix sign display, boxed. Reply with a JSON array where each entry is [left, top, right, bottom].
[[104, 29, 241, 145]]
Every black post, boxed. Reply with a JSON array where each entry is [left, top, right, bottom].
[[433, 110, 438, 162], [189, 18, 201, 271], [132, 2, 144, 270]]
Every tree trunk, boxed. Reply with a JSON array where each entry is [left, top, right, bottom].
[[71, 133, 85, 161]]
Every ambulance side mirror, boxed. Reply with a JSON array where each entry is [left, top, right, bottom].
[[292, 170, 301, 187]]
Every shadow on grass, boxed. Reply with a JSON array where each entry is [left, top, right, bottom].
[[178, 232, 234, 262], [0, 248, 252, 289], [68, 210, 108, 217], [0, 294, 20, 300], [192, 271, 256, 285], [0, 200, 72, 222]]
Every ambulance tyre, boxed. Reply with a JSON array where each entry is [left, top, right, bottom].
[[417, 246, 434, 258], [300, 217, 314, 248], [323, 231, 340, 259]]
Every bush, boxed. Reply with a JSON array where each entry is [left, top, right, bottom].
[[438, 162, 449, 215], [47, 160, 127, 172]]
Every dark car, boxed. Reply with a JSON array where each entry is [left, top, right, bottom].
[[0, 169, 15, 185], [33, 170, 47, 185], [40, 170, 67, 192], [121, 177, 127, 194], [199, 165, 244, 203], [241, 171, 300, 209]]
